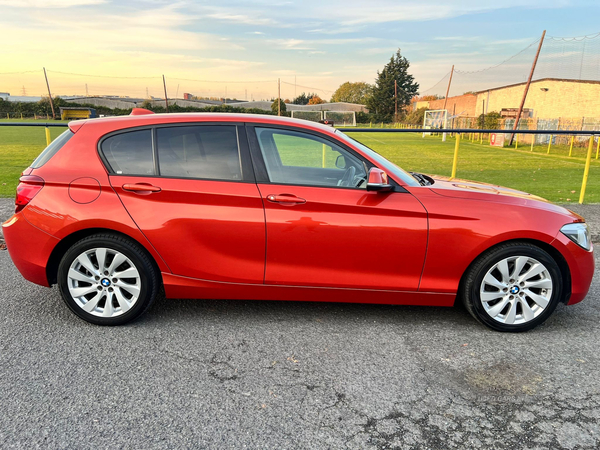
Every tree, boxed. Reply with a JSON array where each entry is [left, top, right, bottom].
[[366, 49, 419, 122], [330, 82, 373, 104], [405, 107, 428, 125], [292, 92, 318, 105], [271, 98, 286, 114], [477, 111, 501, 129], [307, 95, 324, 105]]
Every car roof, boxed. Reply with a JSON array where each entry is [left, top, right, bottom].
[[68, 112, 340, 137]]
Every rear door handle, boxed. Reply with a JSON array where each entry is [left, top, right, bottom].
[[122, 183, 161, 194], [266, 194, 306, 204]]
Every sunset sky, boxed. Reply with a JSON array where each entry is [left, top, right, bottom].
[[1, 0, 599, 100]]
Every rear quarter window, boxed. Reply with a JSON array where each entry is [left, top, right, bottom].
[[31, 129, 74, 169], [100, 129, 155, 176]]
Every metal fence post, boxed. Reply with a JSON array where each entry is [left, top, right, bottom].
[[596, 138, 599, 159], [450, 134, 460, 180], [579, 136, 594, 204], [569, 136, 574, 157], [45, 127, 52, 146]]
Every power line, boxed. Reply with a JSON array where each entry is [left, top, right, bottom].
[[281, 81, 333, 94], [46, 70, 159, 79]]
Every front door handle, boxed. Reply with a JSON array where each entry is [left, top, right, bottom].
[[122, 183, 161, 194], [266, 194, 306, 205]]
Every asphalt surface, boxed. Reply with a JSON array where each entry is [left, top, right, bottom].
[[1, 198, 600, 449]]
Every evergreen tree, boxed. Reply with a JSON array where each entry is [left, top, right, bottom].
[[366, 49, 419, 122]]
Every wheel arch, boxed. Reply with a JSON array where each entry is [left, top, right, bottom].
[[46, 228, 164, 287], [457, 238, 572, 305]]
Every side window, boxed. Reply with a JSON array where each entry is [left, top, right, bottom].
[[255, 128, 367, 188], [31, 129, 73, 169], [101, 130, 154, 176], [156, 126, 242, 181]]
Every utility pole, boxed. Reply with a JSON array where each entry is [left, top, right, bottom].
[[278, 78, 281, 116], [440, 65, 454, 142], [394, 80, 398, 123], [442, 65, 454, 112], [43, 67, 56, 120], [162, 75, 169, 113], [510, 30, 546, 145]]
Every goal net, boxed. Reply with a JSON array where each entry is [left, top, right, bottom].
[[291, 110, 323, 122], [324, 111, 357, 126], [423, 109, 448, 139]]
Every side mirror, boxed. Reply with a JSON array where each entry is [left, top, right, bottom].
[[335, 155, 346, 169], [366, 168, 393, 192]]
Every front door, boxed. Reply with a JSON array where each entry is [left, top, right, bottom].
[[248, 126, 428, 291], [102, 124, 265, 284]]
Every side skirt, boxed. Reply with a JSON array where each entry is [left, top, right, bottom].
[[162, 273, 456, 307]]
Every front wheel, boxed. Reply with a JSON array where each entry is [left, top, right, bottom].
[[57, 234, 159, 325], [461, 242, 563, 332]]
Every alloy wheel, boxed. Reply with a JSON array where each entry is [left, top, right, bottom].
[[479, 255, 553, 325], [67, 247, 141, 318]]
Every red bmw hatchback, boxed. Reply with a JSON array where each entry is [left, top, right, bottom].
[[2, 111, 594, 331]]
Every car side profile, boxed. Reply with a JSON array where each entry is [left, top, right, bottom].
[[2, 111, 594, 331]]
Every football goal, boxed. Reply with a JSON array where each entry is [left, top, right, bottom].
[[291, 110, 323, 122], [423, 109, 448, 140], [324, 111, 357, 127]]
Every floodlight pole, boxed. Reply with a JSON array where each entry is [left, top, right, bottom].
[[510, 29, 546, 145], [162, 75, 169, 113], [43, 67, 56, 120]]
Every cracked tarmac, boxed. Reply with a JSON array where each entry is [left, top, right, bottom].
[[1, 198, 599, 449]]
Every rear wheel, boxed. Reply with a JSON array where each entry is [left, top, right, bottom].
[[57, 234, 159, 325], [461, 243, 563, 332]]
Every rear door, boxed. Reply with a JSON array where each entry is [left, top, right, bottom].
[[101, 124, 265, 284]]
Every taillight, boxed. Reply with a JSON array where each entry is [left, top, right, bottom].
[[15, 175, 44, 213]]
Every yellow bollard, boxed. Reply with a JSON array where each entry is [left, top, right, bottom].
[[515, 134, 519, 149], [531, 135, 535, 151], [547, 135, 552, 154], [450, 134, 460, 180], [45, 127, 51, 146], [569, 136, 574, 157], [596, 138, 600, 159], [579, 136, 595, 204]]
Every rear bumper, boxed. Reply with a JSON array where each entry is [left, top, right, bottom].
[[2, 213, 59, 287], [552, 233, 595, 305]]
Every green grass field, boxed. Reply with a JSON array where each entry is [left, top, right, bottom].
[[347, 132, 600, 203], [0, 124, 599, 203]]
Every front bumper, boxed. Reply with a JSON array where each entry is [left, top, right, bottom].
[[552, 232, 595, 305], [2, 213, 59, 287]]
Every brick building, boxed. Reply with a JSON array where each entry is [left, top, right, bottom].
[[413, 78, 600, 120]]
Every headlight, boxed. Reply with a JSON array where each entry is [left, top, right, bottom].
[[561, 223, 592, 251]]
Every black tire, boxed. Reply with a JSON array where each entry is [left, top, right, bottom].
[[57, 233, 159, 325], [461, 242, 563, 332]]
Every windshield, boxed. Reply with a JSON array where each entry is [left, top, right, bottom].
[[335, 131, 421, 187]]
